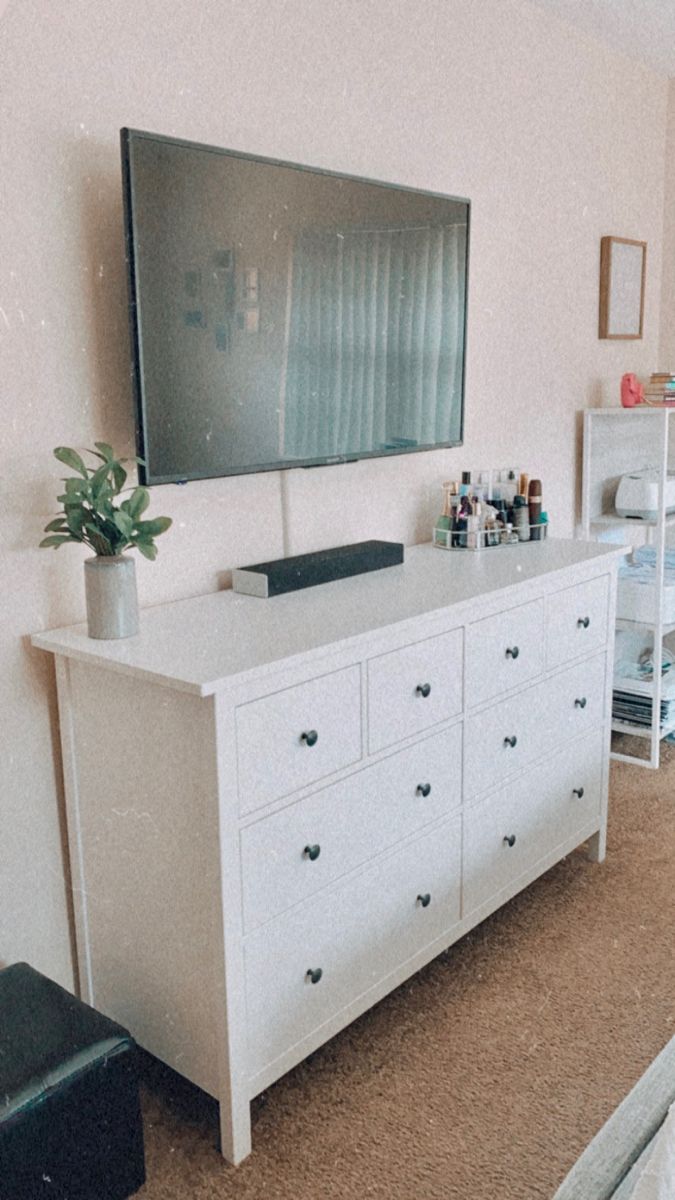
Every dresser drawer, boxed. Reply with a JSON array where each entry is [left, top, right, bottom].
[[464, 680, 543, 799], [543, 654, 606, 745], [548, 728, 604, 848], [546, 574, 609, 669], [465, 598, 544, 708], [463, 769, 553, 916], [367, 628, 463, 753], [244, 816, 462, 1075], [241, 724, 462, 931], [236, 666, 362, 815]]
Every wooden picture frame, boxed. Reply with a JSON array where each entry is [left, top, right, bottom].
[[599, 236, 646, 339]]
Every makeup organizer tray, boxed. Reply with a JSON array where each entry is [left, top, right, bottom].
[[432, 521, 549, 551]]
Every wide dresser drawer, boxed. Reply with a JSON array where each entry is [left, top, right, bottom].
[[236, 666, 362, 815], [241, 724, 462, 931], [244, 816, 462, 1076], [463, 728, 604, 916]]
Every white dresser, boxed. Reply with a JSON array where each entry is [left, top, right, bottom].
[[32, 539, 623, 1164]]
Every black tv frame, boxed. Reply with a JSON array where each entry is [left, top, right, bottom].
[[120, 127, 470, 487]]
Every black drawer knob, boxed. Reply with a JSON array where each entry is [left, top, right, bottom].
[[574, 697, 587, 709], [572, 787, 585, 799], [416, 683, 431, 698], [417, 893, 431, 908], [416, 782, 432, 798], [303, 844, 321, 861], [505, 646, 520, 660], [301, 729, 319, 746], [503, 735, 518, 749], [577, 616, 590, 629], [306, 968, 323, 984], [503, 834, 516, 848]]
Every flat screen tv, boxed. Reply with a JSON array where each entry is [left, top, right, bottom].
[[121, 128, 470, 486]]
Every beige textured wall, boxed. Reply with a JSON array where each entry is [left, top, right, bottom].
[[0, 0, 669, 987]]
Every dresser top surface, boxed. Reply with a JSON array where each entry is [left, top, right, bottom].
[[32, 539, 623, 695]]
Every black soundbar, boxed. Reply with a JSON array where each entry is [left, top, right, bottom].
[[232, 540, 404, 598]]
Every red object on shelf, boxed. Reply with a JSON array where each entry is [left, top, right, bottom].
[[621, 373, 645, 407]]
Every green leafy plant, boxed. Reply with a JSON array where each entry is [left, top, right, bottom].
[[40, 444, 172, 560]]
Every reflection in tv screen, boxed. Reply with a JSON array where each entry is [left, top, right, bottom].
[[121, 129, 469, 485]]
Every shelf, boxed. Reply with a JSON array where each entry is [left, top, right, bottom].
[[582, 406, 675, 768], [611, 718, 675, 741], [589, 513, 675, 529], [616, 617, 675, 635], [582, 407, 675, 419]]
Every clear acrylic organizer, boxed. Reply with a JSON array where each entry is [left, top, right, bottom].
[[432, 521, 548, 551]]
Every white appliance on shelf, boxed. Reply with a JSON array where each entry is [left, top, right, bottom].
[[615, 468, 675, 520]]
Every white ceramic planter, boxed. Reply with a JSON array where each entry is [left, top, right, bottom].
[[84, 555, 139, 640]]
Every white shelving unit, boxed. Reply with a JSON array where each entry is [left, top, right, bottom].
[[581, 406, 675, 768]]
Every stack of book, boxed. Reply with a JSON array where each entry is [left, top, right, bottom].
[[613, 628, 675, 731], [612, 686, 675, 730], [644, 373, 675, 404]]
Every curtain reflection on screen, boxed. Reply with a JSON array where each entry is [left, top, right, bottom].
[[282, 224, 466, 460]]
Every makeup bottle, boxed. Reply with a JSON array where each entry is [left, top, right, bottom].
[[455, 494, 471, 547], [467, 500, 481, 550], [434, 482, 454, 548], [459, 470, 472, 498], [528, 479, 542, 541], [500, 469, 518, 505], [513, 495, 530, 542]]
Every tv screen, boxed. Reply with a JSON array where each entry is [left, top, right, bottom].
[[121, 128, 469, 486]]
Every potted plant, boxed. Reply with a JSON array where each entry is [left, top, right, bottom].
[[40, 443, 172, 639]]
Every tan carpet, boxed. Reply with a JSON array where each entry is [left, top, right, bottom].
[[136, 747, 675, 1199]]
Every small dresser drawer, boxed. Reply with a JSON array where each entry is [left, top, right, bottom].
[[465, 599, 544, 708], [236, 666, 362, 815], [241, 725, 462, 930], [546, 574, 609, 669], [464, 680, 543, 799], [543, 654, 606, 745], [548, 728, 604, 849], [244, 816, 462, 1075], [367, 628, 463, 753], [463, 767, 553, 916]]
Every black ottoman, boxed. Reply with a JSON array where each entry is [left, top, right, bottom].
[[0, 962, 145, 1199]]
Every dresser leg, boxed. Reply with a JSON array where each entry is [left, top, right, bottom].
[[218, 1095, 252, 1165], [586, 828, 606, 863]]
